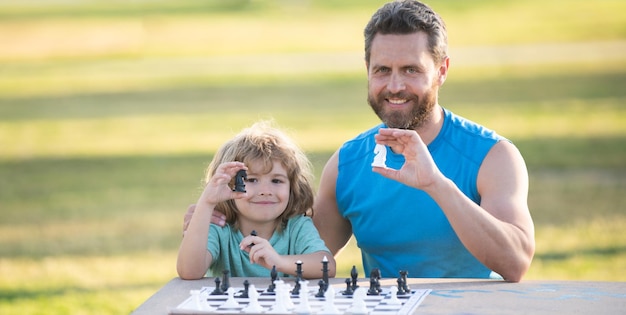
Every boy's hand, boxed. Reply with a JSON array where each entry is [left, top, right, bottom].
[[240, 235, 282, 270]]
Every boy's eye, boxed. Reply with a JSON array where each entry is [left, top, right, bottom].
[[245, 178, 257, 183], [272, 178, 285, 184]]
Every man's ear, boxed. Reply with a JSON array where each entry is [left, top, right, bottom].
[[438, 57, 450, 86]]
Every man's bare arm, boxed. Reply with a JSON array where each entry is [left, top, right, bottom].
[[312, 150, 353, 256]]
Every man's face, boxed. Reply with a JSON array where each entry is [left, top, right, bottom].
[[366, 32, 444, 130]]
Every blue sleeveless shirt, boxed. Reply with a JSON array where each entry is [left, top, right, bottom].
[[336, 108, 503, 278]]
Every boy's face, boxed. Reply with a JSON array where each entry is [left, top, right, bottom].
[[234, 159, 290, 227]]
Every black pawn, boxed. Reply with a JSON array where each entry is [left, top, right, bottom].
[[220, 270, 230, 293], [211, 277, 224, 295], [240, 280, 250, 298], [342, 278, 354, 296], [315, 279, 326, 298]]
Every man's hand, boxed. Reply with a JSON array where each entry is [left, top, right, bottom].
[[182, 204, 227, 237], [372, 128, 442, 191]]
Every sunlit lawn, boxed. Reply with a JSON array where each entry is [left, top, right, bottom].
[[1, 0, 625, 314]]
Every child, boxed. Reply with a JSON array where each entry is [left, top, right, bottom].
[[177, 121, 336, 280]]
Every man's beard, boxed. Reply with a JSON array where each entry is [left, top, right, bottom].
[[367, 87, 437, 130]]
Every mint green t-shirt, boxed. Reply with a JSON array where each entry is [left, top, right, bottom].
[[206, 215, 330, 278]]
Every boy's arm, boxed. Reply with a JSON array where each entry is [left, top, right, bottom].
[[176, 201, 215, 280]]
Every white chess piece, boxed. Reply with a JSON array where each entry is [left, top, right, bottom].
[[221, 287, 240, 308], [294, 280, 312, 314], [242, 284, 264, 313], [268, 280, 291, 314], [189, 289, 215, 311], [388, 286, 402, 305], [371, 143, 387, 168], [318, 286, 341, 315], [349, 287, 369, 314]]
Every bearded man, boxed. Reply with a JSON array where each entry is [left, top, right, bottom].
[[312, 0, 535, 282]]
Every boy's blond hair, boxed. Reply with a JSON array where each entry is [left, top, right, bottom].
[[204, 121, 315, 232]]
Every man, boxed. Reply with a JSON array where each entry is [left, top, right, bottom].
[[311, 0, 534, 282]]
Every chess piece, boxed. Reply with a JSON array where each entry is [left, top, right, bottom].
[[349, 288, 368, 315], [233, 169, 247, 192], [294, 280, 312, 314], [242, 284, 264, 313], [240, 279, 250, 298], [269, 280, 293, 313], [190, 289, 215, 311], [371, 143, 387, 168], [367, 277, 379, 295], [397, 277, 406, 295], [221, 287, 240, 309], [342, 278, 354, 296], [315, 279, 326, 298], [321, 256, 329, 291], [388, 286, 402, 305], [367, 268, 381, 295], [248, 230, 257, 248], [267, 265, 278, 293], [350, 265, 359, 291], [211, 277, 224, 295], [292, 260, 303, 295], [220, 270, 231, 293], [318, 286, 341, 314], [400, 270, 410, 293]]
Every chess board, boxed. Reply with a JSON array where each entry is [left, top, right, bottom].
[[169, 284, 431, 315]]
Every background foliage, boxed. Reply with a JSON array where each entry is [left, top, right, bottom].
[[0, 0, 625, 314]]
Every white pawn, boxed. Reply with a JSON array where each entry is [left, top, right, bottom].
[[318, 286, 342, 315], [242, 284, 264, 313], [189, 289, 214, 311], [349, 288, 368, 314], [388, 286, 402, 305], [221, 287, 240, 309], [294, 280, 312, 314]]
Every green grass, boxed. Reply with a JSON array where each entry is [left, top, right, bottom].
[[0, 0, 625, 314]]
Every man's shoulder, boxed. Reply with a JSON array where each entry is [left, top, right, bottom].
[[339, 123, 384, 158], [443, 108, 503, 143]]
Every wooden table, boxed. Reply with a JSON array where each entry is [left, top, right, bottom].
[[131, 277, 625, 314]]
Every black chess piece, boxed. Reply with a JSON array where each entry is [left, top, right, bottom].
[[220, 270, 230, 293], [342, 278, 354, 296], [350, 265, 359, 291], [321, 257, 329, 291], [233, 169, 247, 192], [315, 279, 326, 298], [211, 277, 224, 295], [291, 260, 303, 295], [397, 277, 406, 295], [248, 230, 257, 247], [267, 265, 278, 293], [400, 270, 410, 292], [240, 280, 250, 298], [367, 277, 379, 295]]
